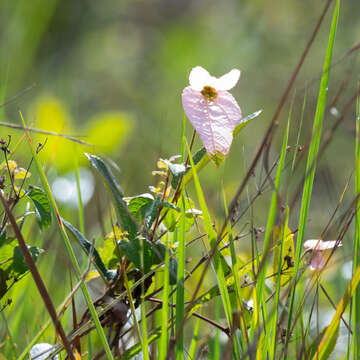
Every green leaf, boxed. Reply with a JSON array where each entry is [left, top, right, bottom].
[[118, 237, 153, 273], [12, 246, 42, 275], [62, 219, 116, 283], [163, 197, 200, 232], [128, 193, 179, 228], [85, 153, 138, 239], [128, 194, 155, 222], [99, 237, 120, 269], [26, 186, 52, 230], [0, 243, 17, 270], [162, 160, 187, 189], [233, 110, 262, 137], [118, 237, 175, 276]]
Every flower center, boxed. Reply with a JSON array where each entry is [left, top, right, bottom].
[[201, 86, 218, 101]]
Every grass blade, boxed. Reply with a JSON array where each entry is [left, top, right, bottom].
[[175, 193, 186, 360], [314, 265, 360, 359], [20, 112, 114, 360], [185, 140, 238, 357], [188, 317, 200, 360], [158, 235, 170, 360], [286, 0, 340, 353], [252, 104, 290, 347], [353, 95, 360, 357]]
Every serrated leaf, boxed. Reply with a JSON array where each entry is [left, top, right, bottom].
[[26, 186, 52, 230], [85, 153, 138, 239], [12, 246, 42, 275], [62, 219, 116, 283]]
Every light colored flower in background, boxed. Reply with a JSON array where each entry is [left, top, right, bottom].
[[304, 239, 342, 270], [182, 66, 242, 166], [30, 343, 59, 360]]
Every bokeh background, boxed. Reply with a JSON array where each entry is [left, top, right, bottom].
[[1, 0, 360, 357]]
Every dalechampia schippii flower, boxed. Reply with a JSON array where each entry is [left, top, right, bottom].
[[303, 239, 342, 271], [182, 66, 242, 166]]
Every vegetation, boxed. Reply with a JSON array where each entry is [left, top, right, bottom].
[[0, 0, 360, 359]]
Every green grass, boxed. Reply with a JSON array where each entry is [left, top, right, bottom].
[[286, 0, 340, 355], [3, 0, 360, 359]]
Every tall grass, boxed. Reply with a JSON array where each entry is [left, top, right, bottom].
[[3, 1, 360, 359]]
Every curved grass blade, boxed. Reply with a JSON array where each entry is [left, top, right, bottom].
[[286, 1, 340, 354], [313, 265, 360, 360], [185, 139, 239, 357], [62, 219, 116, 284], [20, 113, 114, 360], [86, 153, 138, 239], [353, 95, 360, 358]]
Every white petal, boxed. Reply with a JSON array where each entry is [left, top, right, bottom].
[[304, 239, 342, 251], [214, 69, 241, 91], [182, 87, 242, 156], [189, 66, 213, 91]]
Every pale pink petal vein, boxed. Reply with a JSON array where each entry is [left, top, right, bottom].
[[182, 87, 242, 156]]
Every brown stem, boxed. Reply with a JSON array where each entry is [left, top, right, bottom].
[[0, 193, 75, 360]]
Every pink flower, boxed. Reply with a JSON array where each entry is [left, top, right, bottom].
[[182, 66, 242, 166], [303, 239, 342, 271]]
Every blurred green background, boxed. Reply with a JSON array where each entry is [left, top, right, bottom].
[[0, 0, 360, 357]]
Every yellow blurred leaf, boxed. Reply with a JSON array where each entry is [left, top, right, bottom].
[[86, 112, 133, 154], [32, 95, 76, 171], [14, 168, 31, 179], [0, 160, 17, 173], [74, 349, 82, 360], [272, 225, 295, 286], [86, 270, 101, 282]]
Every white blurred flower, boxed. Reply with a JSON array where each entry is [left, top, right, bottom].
[[30, 343, 58, 360], [304, 239, 342, 270]]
